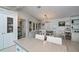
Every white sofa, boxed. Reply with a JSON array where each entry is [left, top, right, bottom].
[[35, 34, 45, 40], [46, 36, 62, 45], [35, 34, 62, 45]]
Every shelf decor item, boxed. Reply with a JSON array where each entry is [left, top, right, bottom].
[[58, 21, 65, 26]]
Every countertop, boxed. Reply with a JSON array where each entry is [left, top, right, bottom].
[[14, 38, 67, 52]]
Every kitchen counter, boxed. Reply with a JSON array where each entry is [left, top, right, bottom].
[[14, 38, 67, 52]]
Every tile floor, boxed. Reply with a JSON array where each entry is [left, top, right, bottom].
[[0, 40, 79, 52], [64, 40, 79, 52]]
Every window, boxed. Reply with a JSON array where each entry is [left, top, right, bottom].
[[29, 21, 32, 32], [36, 23, 38, 30], [33, 23, 35, 30]]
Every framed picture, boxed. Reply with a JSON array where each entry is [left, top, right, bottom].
[[58, 21, 65, 26]]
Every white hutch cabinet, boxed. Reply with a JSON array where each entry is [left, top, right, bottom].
[[0, 8, 17, 50], [71, 16, 79, 42]]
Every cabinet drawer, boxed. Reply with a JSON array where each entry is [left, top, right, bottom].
[[72, 33, 79, 42]]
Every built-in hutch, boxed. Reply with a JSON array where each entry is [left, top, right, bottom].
[[71, 16, 79, 42], [0, 8, 17, 50]]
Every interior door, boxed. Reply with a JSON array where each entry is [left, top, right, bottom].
[[0, 14, 5, 50], [0, 34, 3, 50], [0, 14, 6, 35]]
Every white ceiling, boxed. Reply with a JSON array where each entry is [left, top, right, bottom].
[[1, 6, 79, 20]]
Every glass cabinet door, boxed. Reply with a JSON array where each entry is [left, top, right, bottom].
[[7, 17, 13, 33]]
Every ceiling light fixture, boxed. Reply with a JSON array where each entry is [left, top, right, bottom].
[[44, 14, 48, 19], [42, 14, 48, 24], [37, 6, 41, 8]]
